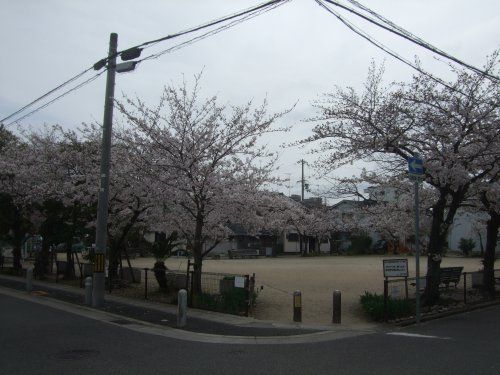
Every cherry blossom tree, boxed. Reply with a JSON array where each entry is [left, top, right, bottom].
[[116, 76, 290, 293], [0, 126, 48, 271], [0, 126, 80, 273], [25, 124, 158, 278], [303, 56, 499, 303], [476, 172, 500, 294], [326, 172, 433, 254]]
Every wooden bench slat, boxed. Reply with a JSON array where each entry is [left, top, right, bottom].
[[410, 266, 463, 290]]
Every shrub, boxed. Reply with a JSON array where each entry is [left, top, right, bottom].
[[348, 234, 373, 255], [221, 287, 248, 314], [459, 238, 475, 256], [193, 285, 255, 315], [193, 293, 222, 312], [360, 292, 413, 321]]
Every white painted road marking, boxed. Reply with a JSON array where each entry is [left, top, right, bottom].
[[386, 332, 451, 340]]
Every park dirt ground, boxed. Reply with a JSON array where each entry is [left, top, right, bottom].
[[129, 255, 483, 327]]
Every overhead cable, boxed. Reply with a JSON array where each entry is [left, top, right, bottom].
[[0, 67, 94, 123], [138, 0, 288, 63], [2, 0, 288, 125], [6, 70, 106, 126], [323, 0, 499, 81], [111, 0, 286, 61], [315, 0, 467, 95]]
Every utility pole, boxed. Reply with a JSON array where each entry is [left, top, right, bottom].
[[414, 175, 421, 323], [92, 32, 118, 308], [297, 159, 307, 256], [300, 159, 306, 201], [408, 154, 424, 324], [284, 173, 291, 197]]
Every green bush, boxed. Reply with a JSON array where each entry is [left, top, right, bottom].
[[459, 238, 475, 256], [348, 234, 373, 255], [221, 287, 248, 314], [360, 292, 413, 321], [193, 287, 254, 315], [193, 293, 222, 312]]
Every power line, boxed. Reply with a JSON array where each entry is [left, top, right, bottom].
[[315, 0, 467, 95], [140, 0, 285, 48], [138, 0, 288, 63], [6, 70, 106, 126], [107, 0, 287, 63], [2, 0, 288, 126], [0, 67, 94, 124], [322, 0, 499, 82]]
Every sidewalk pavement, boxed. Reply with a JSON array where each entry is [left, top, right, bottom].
[[0, 273, 379, 343]]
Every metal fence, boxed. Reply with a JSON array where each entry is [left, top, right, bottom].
[[384, 269, 500, 318], [188, 271, 255, 316], [1, 257, 256, 317], [105, 265, 255, 317]]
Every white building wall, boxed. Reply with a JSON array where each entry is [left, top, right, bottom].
[[447, 210, 499, 253], [203, 239, 238, 256], [283, 237, 301, 253], [282, 230, 330, 253]]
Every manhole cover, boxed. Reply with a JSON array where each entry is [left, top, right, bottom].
[[49, 350, 100, 361]]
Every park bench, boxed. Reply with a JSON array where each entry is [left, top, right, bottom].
[[411, 266, 464, 291], [439, 266, 463, 289], [0, 255, 13, 269], [228, 249, 259, 259]]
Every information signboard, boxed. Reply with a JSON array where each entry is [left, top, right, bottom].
[[383, 259, 408, 278], [234, 276, 246, 288]]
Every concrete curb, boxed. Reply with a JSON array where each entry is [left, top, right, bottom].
[[0, 273, 367, 331], [394, 299, 500, 327], [0, 286, 375, 344]]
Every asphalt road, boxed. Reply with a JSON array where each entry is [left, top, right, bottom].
[[1, 291, 499, 375]]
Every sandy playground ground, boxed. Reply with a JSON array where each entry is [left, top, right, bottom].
[[129, 255, 483, 327]]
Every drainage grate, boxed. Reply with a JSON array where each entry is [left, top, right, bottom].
[[49, 350, 100, 361]]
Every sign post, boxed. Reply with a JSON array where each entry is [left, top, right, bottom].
[[382, 258, 408, 321], [408, 156, 424, 324]]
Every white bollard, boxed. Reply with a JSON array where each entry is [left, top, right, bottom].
[[177, 289, 188, 328], [26, 267, 33, 293], [85, 277, 93, 306]]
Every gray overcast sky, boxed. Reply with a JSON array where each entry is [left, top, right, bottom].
[[1, 0, 499, 199]]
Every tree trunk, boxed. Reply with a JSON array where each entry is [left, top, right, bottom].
[[34, 240, 49, 279], [192, 214, 204, 295], [12, 208, 23, 273], [153, 261, 168, 292], [64, 204, 79, 278], [108, 209, 142, 280], [477, 230, 484, 256], [482, 211, 499, 296], [423, 195, 447, 305], [108, 241, 120, 280]]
